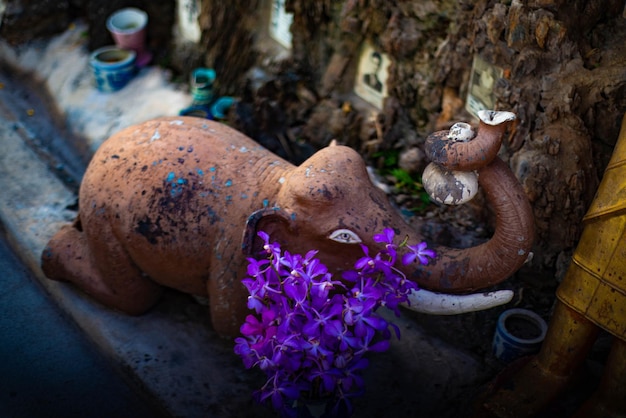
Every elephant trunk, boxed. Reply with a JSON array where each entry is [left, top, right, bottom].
[[408, 110, 534, 292], [425, 110, 516, 171], [405, 157, 534, 292]]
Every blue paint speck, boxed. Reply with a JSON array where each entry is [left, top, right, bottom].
[[291, 213, 296, 221], [207, 208, 220, 224], [225, 179, 233, 187], [241, 193, 248, 199], [166, 172, 188, 197], [209, 167, 216, 172], [196, 168, 204, 176], [263, 199, 269, 208]]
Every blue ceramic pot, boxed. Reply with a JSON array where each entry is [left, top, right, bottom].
[[90, 46, 137, 92], [492, 308, 548, 363], [210, 96, 236, 119], [190, 68, 216, 105]]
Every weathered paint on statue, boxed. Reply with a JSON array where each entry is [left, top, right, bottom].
[[41, 114, 533, 337]]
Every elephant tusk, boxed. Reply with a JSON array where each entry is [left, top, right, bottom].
[[402, 288, 514, 315]]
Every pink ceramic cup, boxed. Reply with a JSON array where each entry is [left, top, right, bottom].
[[106, 8, 152, 67]]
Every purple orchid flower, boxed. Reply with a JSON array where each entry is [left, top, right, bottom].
[[235, 230, 435, 417]]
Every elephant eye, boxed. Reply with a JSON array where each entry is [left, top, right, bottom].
[[328, 229, 362, 244]]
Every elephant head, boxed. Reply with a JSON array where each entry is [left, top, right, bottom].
[[243, 110, 534, 302]]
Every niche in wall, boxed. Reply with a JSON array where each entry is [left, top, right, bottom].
[[269, 0, 293, 49], [465, 55, 504, 118], [353, 41, 390, 110]]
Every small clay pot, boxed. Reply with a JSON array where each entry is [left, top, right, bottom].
[[90, 46, 136, 92], [106, 7, 152, 67], [492, 308, 548, 363]]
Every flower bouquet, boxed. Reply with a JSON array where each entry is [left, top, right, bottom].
[[234, 228, 435, 417]]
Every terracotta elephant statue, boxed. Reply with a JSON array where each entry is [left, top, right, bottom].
[[41, 111, 534, 337]]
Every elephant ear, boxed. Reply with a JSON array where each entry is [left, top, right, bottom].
[[242, 207, 294, 257]]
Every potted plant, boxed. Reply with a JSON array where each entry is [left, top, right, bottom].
[[235, 228, 435, 417]]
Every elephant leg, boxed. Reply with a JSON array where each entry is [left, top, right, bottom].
[[480, 301, 600, 418], [208, 261, 250, 338], [42, 221, 163, 315], [572, 337, 626, 418]]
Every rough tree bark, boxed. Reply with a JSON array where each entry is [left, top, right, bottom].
[[243, 0, 626, 283]]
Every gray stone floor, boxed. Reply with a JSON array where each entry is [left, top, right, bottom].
[[0, 228, 167, 418]]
